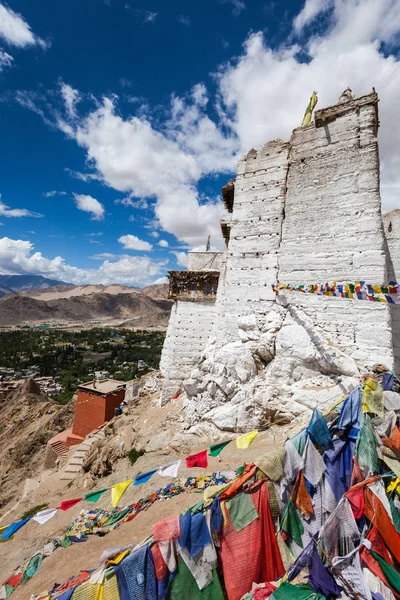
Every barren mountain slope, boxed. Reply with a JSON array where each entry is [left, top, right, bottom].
[[0, 379, 75, 513], [0, 290, 172, 326]]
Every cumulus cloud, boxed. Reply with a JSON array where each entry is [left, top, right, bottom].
[[18, 0, 400, 258], [158, 239, 168, 247], [171, 251, 188, 268], [73, 193, 105, 221], [0, 3, 45, 47], [0, 197, 42, 218], [118, 234, 152, 251], [0, 237, 165, 287], [153, 276, 168, 284]]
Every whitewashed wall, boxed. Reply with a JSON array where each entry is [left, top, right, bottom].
[[159, 300, 218, 404]]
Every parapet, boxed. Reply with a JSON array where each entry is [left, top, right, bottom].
[[187, 251, 223, 271]]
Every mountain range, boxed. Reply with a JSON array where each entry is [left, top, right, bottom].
[[0, 274, 69, 296], [0, 277, 171, 328]]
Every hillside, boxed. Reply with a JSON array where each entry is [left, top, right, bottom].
[[0, 289, 172, 327]]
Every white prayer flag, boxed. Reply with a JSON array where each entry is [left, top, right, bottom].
[[32, 508, 58, 525], [157, 460, 181, 478]]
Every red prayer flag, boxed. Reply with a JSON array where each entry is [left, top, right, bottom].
[[59, 497, 83, 511], [185, 450, 208, 469]]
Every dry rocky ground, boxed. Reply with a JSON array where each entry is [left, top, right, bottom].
[[0, 375, 306, 599]]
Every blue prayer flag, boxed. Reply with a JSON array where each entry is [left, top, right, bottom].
[[134, 469, 157, 486]]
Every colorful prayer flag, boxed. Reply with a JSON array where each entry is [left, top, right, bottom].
[[0, 518, 31, 541], [157, 460, 181, 478], [186, 450, 208, 468], [32, 508, 58, 524], [134, 470, 157, 486], [236, 430, 258, 449], [209, 440, 231, 457], [111, 480, 133, 507], [59, 498, 83, 511], [84, 489, 108, 503]]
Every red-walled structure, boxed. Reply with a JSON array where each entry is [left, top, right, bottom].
[[67, 379, 126, 444]]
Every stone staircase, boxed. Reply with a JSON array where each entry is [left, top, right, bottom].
[[60, 427, 106, 482]]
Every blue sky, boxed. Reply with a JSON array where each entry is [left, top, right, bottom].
[[1, 0, 400, 286]]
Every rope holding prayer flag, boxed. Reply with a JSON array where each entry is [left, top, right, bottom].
[[236, 430, 258, 449], [111, 480, 133, 507], [301, 91, 318, 126]]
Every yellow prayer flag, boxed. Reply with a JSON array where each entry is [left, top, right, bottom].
[[236, 430, 258, 449], [111, 479, 133, 507], [388, 478, 400, 493], [301, 91, 318, 126]]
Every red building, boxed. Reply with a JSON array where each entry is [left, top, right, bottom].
[[49, 379, 126, 453]]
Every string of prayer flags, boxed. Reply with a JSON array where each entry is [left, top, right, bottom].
[[111, 480, 133, 507], [134, 470, 157, 486], [0, 518, 31, 541], [32, 508, 58, 525], [272, 281, 400, 304], [236, 430, 258, 449], [209, 440, 231, 457], [157, 460, 181, 478], [84, 489, 108, 503], [186, 449, 209, 469], [59, 498, 83, 511]]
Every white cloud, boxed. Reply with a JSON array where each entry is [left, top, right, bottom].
[[0, 237, 165, 286], [85, 232, 103, 237], [0, 3, 46, 48], [142, 10, 157, 23], [0, 49, 12, 71], [178, 15, 191, 26], [73, 193, 105, 221], [171, 251, 188, 268], [150, 230, 159, 238], [158, 239, 168, 247], [0, 197, 42, 218], [294, 0, 332, 33], [118, 234, 153, 251], [221, 0, 246, 16], [43, 190, 67, 197], [153, 276, 168, 284], [60, 83, 80, 118]]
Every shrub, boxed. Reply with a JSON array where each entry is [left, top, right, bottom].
[[21, 503, 49, 519], [126, 447, 145, 465]]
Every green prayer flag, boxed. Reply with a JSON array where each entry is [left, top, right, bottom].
[[60, 536, 72, 548], [84, 488, 108, 503], [281, 499, 304, 548], [226, 492, 258, 532], [5, 585, 14, 598], [21, 553, 43, 585], [370, 550, 400, 593], [104, 507, 130, 526], [272, 582, 325, 599], [389, 494, 400, 533], [236, 465, 245, 476], [209, 440, 231, 457]]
